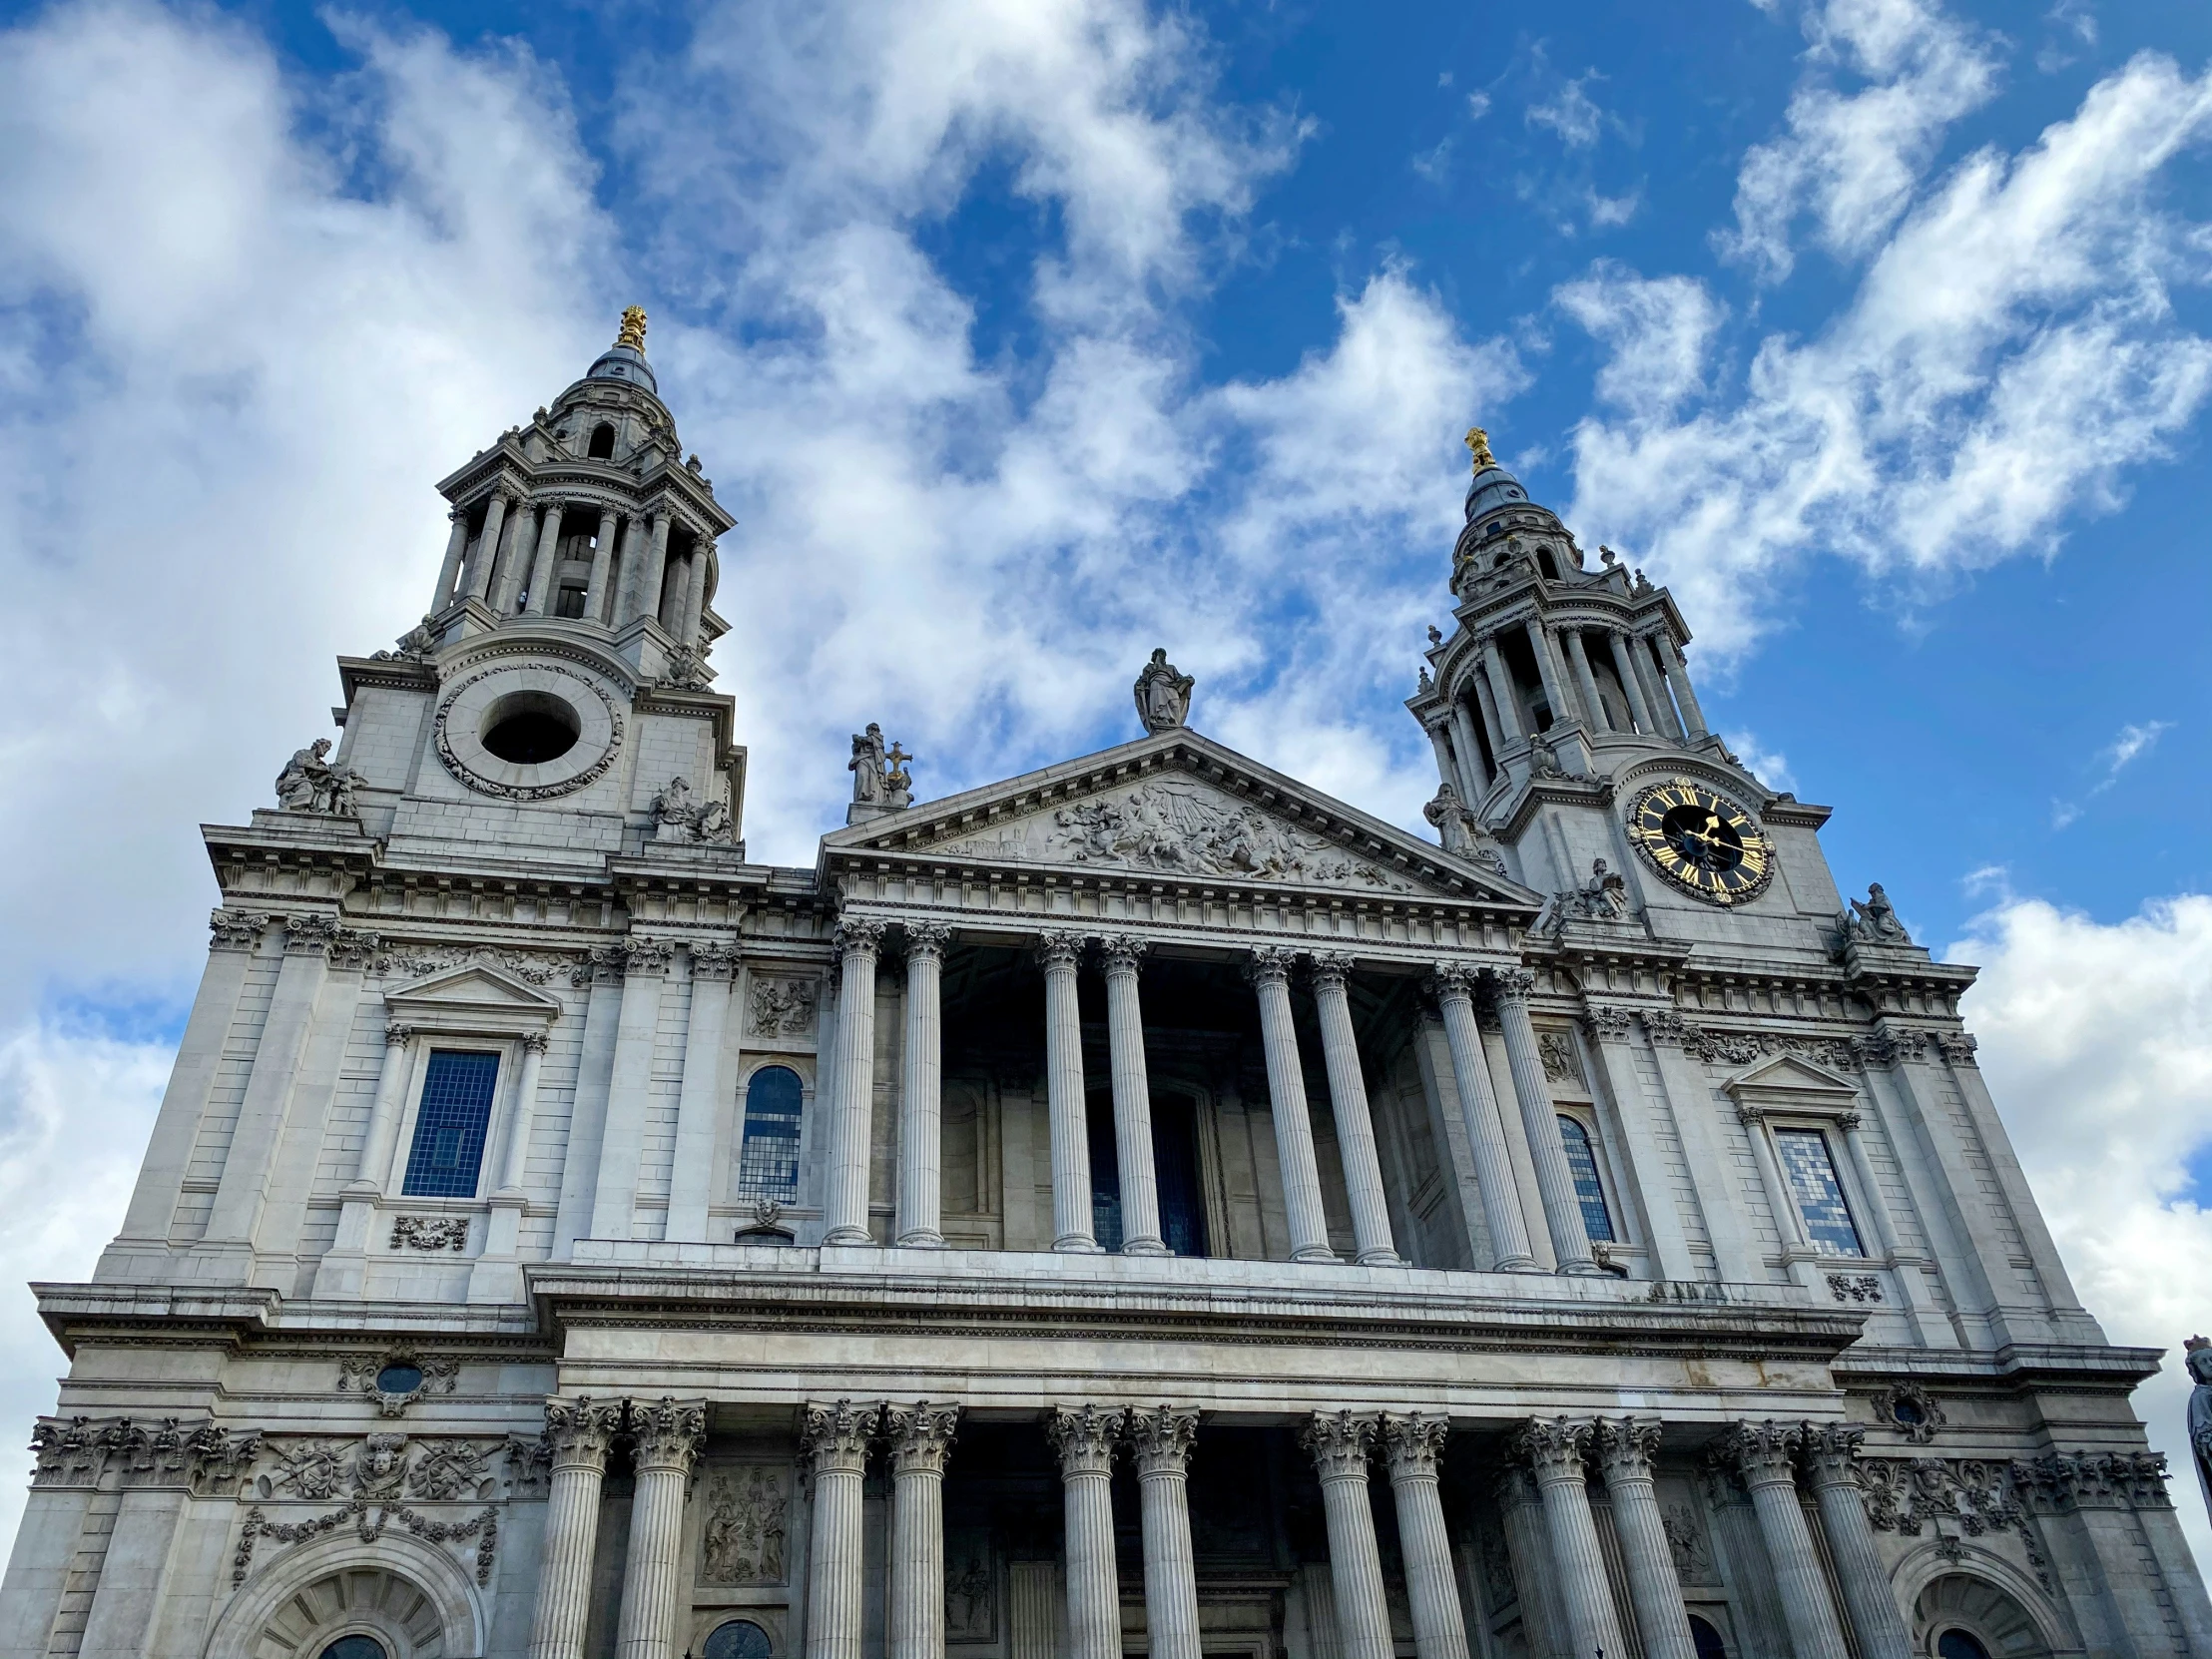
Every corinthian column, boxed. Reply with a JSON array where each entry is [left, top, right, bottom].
[[526, 1396, 624, 1659], [1127, 1406, 1202, 1659], [823, 919, 884, 1244], [1800, 1425, 1914, 1659], [1248, 946, 1339, 1263], [1310, 953, 1399, 1264], [1039, 932, 1100, 1253], [1382, 1414, 1469, 1659], [1099, 935, 1168, 1254], [1049, 1406, 1126, 1659], [804, 1401, 880, 1659], [1429, 964, 1536, 1271], [433, 505, 470, 608], [1302, 1411, 1391, 1659], [586, 505, 620, 622], [616, 1398, 708, 1659], [1592, 1418, 1698, 1659], [897, 923, 950, 1247], [525, 499, 565, 615], [1487, 967, 1597, 1274], [886, 1402, 961, 1659], [464, 489, 510, 602], [1719, 1422, 1850, 1659], [1511, 1418, 1627, 1659]]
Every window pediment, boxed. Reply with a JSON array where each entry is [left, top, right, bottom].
[[382, 964, 562, 1028]]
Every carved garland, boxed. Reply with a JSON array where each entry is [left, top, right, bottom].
[[432, 662, 624, 802], [233, 1499, 497, 1589]]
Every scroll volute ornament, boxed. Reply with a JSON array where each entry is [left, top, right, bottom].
[[884, 1402, 961, 1475]]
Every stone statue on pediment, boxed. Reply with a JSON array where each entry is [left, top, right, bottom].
[[275, 737, 363, 818], [850, 724, 888, 805], [1134, 648, 1194, 734], [2188, 1337, 2212, 1529], [1423, 784, 1506, 875], [1843, 881, 1911, 945]]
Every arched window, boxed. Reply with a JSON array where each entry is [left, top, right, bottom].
[[705, 1620, 773, 1659], [319, 1639, 389, 1659], [1687, 1615, 1728, 1659], [1936, 1633, 1994, 1659], [1556, 1115, 1615, 1242], [587, 421, 616, 459], [737, 1066, 804, 1202]]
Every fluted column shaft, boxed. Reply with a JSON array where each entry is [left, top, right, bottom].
[[433, 508, 469, 608], [1802, 1427, 1914, 1659], [888, 1403, 960, 1659], [804, 1402, 879, 1659], [897, 925, 950, 1247], [1563, 629, 1609, 732], [1594, 1419, 1699, 1659], [1039, 933, 1100, 1253], [586, 506, 621, 622], [682, 541, 714, 645], [526, 1397, 622, 1659], [1488, 969, 1597, 1274], [493, 501, 537, 613], [1637, 635, 1686, 739], [464, 490, 509, 602], [1514, 1419, 1628, 1659], [617, 1399, 707, 1659], [1249, 948, 1339, 1263], [1129, 1407, 1202, 1659], [1724, 1424, 1851, 1659], [1051, 1407, 1125, 1659], [1100, 937, 1167, 1254], [1383, 1415, 1470, 1659], [1304, 1413, 1392, 1659], [823, 921, 883, 1244], [634, 511, 673, 627], [1606, 631, 1658, 735], [1656, 635, 1709, 736], [525, 499, 565, 615], [1310, 955, 1398, 1264], [1524, 620, 1569, 726], [1431, 968, 1536, 1270], [1446, 702, 1490, 796], [1478, 636, 1525, 743]]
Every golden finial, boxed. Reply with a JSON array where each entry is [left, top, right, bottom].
[[1464, 425, 1496, 474], [616, 305, 648, 351]]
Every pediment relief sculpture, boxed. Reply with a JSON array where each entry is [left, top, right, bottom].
[[932, 775, 1420, 894]]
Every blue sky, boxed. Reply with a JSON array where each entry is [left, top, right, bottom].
[[0, 0, 2209, 1566]]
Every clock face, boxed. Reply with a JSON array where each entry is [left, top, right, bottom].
[[1625, 779, 1776, 905]]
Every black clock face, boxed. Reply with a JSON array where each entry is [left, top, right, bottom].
[[1626, 780, 1775, 905]]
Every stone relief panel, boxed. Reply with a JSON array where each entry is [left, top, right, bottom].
[[697, 1465, 792, 1586], [929, 776, 1419, 893], [945, 1534, 995, 1641], [748, 977, 819, 1042]]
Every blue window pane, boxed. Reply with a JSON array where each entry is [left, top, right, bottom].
[[1775, 1127, 1865, 1257], [705, 1620, 772, 1659], [401, 1050, 499, 1198], [738, 1066, 804, 1202], [1557, 1116, 1615, 1243]]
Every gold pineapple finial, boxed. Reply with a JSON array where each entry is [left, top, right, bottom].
[[1464, 425, 1496, 474], [616, 305, 648, 351]]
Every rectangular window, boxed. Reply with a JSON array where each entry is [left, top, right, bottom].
[[401, 1049, 500, 1198], [1774, 1126, 1865, 1257], [555, 585, 587, 619], [736, 1066, 804, 1202]]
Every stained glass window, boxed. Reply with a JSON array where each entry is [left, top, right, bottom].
[[1775, 1126, 1865, 1257], [737, 1066, 804, 1201], [400, 1050, 498, 1198], [1557, 1115, 1615, 1242]]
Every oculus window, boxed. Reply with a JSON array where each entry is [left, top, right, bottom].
[[1775, 1126, 1865, 1257], [1557, 1115, 1615, 1243], [737, 1067, 804, 1202], [401, 1049, 499, 1199], [705, 1621, 772, 1659]]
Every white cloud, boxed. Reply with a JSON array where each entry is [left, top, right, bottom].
[[1555, 264, 1724, 416], [1955, 892, 2212, 1574], [1720, 0, 2001, 282], [1528, 74, 1607, 149], [1563, 52, 2212, 657], [1721, 730, 1797, 793], [2051, 718, 2173, 829], [1412, 138, 1453, 185], [1466, 90, 1492, 122]]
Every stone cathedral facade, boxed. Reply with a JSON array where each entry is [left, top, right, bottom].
[[2, 312, 2204, 1659]]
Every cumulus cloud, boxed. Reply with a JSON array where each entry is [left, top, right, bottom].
[[1562, 51, 2212, 656], [1956, 892, 2212, 1572], [1720, 0, 2001, 282]]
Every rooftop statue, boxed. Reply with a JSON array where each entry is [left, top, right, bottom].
[[1134, 648, 1194, 734]]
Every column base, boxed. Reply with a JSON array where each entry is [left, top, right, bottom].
[[1557, 1260, 1602, 1276], [1494, 1255, 1543, 1273], [1291, 1246, 1344, 1265], [1122, 1238, 1172, 1257], [1054, 1235, 1105, 1254], [896, 1231, 947, 1249], [1356, 1248, 1404, 1267], [823, 1225, 875, 1246]]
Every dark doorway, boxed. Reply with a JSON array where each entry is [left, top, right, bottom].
[[1087, 1092, 1210, 1257]]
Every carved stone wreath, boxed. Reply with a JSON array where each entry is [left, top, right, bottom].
[[432, 661, 624, 801], [1873, 1381, 1946, 1443]]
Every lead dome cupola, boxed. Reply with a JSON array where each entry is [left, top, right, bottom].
[[584, 304, 658, 394]]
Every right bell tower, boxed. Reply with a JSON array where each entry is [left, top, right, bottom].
[[1405, 425, 1848, 954]]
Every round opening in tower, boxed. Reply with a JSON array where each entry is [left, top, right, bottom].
[[480, 691, 581, 764]]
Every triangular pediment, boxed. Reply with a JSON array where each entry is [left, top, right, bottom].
[[1722, 1052, 1860, 1100], [382, 963, 564, 1017], [824, 729, 1541, 909]]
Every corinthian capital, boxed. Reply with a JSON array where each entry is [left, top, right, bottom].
[[1301, 1410, 1376, 1480], [1381, 1412, 1450, 1477], [1244, 944, 1298, 987], [903, 920, 952, 960], [832, 916, 886, 958], [1485, 965, 1537, 1004], [1718, 1419, 1805, 1487], [1591, 1416, 1662, 1481], [802, 1399, 880, 1473], [1427, 960, 1480, 1000], [1035, 931, 1085, 973], [1125, 1405, 1199, 1476], [884, 1401, 960, 1475], [1307, 951, 1356, 990], [209, 909, 272, 952], [1510, 1416, 1592, 1483], [629, 1397, 708, 1472], [1095, 933, 1148, 974], [542, 1395, 624, 1471], [1798, 1422, 1867, 1488], [1048, 1404, 1124, 1474]]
